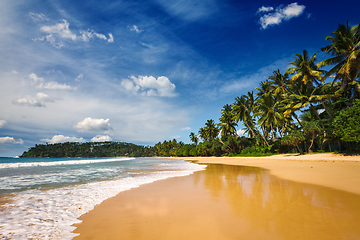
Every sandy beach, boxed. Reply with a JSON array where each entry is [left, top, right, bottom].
[[73, 153, 360, 239]]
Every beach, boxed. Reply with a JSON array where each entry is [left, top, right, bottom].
[[73, 153, 360, 240]]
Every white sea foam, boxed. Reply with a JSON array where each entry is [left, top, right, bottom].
[[0, 161, 206, 240], [0, 157, 134, 169]]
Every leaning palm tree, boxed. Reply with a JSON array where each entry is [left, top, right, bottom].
[[254, 94, 283, 141], [317, 21, 360, 97], [189, 132, 198, 145], [204, 119, 220, 139], [218, 104, 237, 137], [232, 95, 257, 138], [268, 69, 290, 98], [286, 50, 324, 90]]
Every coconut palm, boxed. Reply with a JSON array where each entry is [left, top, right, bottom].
[[232, 95, 256, 138], [189, 132, 198, 145], [268, 69, 290, 98], [254, 94, 283, 141], [317, 21, 360, 96], [204, 119, 220, 139], [218, 104, 237, 137], [286, 50, 324, 90]]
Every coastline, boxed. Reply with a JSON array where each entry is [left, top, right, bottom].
[[73, 153, 360, 239], [175, 153, 360, 195]]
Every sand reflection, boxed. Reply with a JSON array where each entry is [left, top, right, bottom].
[[201, 164, 360, 240], [74, 164, 360, 240]]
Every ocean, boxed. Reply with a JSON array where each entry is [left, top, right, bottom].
[[0, 157, 206, 239]]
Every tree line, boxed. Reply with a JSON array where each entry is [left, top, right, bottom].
[[21, 21, 360, 158], [188, 21, 360, 155]]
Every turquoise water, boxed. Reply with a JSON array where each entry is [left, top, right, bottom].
[[0, 157, 205, 239]]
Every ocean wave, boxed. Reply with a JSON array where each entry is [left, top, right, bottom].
[[0, 157, 135, 169]]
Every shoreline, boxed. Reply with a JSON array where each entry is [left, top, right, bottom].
[[73, 153, 360, 239], [174, 153, 360, 195]]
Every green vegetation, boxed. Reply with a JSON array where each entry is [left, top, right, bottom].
[[21, 21, 360, 158]]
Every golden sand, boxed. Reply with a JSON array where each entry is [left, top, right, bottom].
[[73, 154, 360, 240]]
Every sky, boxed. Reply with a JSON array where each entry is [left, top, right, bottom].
[[0, 0, 359, 156]]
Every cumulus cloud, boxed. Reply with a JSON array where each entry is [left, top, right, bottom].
[[37, 81, 77, 90], [237, 129, 246, 137], [121, 75, 178, 97], [12, 93, 55, 107], [74, 117, 113, 133], [91, 135, 112, 142], [29, 12, 49, 21], [258, 2, 305, 29], [257, 6, 274, 13], [108, 33, 114, 42], [35, 19, 114, 47], [29, 72, 44, 83], [40, 19, 77, 40], [29, 73, 76, 90], [130, 25, 143, 33], [40, 135, 85, 143], [0, 137, 24, 144], [0, 120, 7, 128]]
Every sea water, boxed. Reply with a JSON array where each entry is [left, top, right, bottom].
[[0, 157, 206, 239]]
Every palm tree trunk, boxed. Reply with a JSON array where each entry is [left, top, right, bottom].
[[271, 123, 276, 141], [256, 126, 270, 147], [296, 143, 303, 155], [320, 100, 333, 120], [309, 103, 326, 138], [308, 134, 315, 153], [244, 121, 256, 139], [292, 112, 303, 129]]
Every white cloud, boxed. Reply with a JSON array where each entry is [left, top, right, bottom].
[[29, 73, 44, 83], [74, 117, 113, 133], [38, 19, 113, 47], [29, 12, 49, 21], [91, 135, 112, 142], [75, 73, 83, 81], [237, 129, 246, 137], [12, 70, 19, 74], [108, 33, 114, 42], [80, 29, 108, 42], [37, 81, 77, 90], [122, 75, 178, 97], [258, 2, 305, 29], [12, 93, 55, 107], [257, 6, 274, 13], [0, 137, 24, 144], [130, 25, 143, 33], [40, 135, 85, 143], [40, 19, 77, 40], [0, 120, 7, 128], [30, 73, 76, 90], [181, 127, 191, 131]]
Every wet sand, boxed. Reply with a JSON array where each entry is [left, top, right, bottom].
[[73, 154, 360, 240]]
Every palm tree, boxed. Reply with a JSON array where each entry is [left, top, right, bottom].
[[317, 21, 360, 97], [286, 50, 324, 90], [255, 81, 272, 99], [232, 95, 256, 138], [189, 132, 198, 145], [287, 87, 325, 129], [303, 121, 322, 153], [198, 127, 208, 141], [218, 104, 237, 137], [268, 69, 290, 98], [204, 119, 220, 139], [254, 94, 283, 141]]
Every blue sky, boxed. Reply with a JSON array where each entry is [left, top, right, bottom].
[[0, 0, 359, 156]]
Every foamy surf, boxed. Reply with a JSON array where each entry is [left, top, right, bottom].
[[0, 158, 205, 239]]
